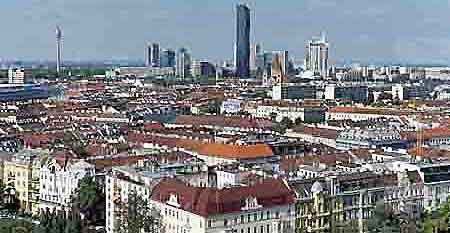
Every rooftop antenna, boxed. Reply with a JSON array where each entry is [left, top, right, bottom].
[[321, 31, 327, 43]]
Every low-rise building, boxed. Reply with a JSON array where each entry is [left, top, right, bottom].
[[195, 143, 278, 166], [327, 106, 410, 122], [272, 84, 317, 101], [324, 85, 368, 103], [336, 128, 405, 150], [392, 84, 429, 101]]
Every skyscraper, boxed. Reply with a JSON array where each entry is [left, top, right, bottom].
[[56, 26, 62, 74], [272, 51, 289, 76], [146, 42, 160, 67], [191, 60, 215, 77], [160, 49, 176, 68], [176, 48, 191, 79], [235, 4, 250, 78], [271, 53, 282, 82], [249, 43, 261, 72], [305, 32, 329, 77]]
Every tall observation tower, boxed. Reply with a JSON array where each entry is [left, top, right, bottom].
[[56, 26, 62, 74]]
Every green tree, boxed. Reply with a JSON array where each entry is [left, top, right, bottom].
[[270, 112, 278, 122], [437, 197, 450, 232], [65, 211, 82, 233], [72, 176, 105, 227], [280, 117, 294, 129], [367, 202, 401, 233], [116, 191, 164, 233]]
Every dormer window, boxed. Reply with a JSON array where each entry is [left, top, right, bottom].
[[166, 193, 180, 208], [242, 196, 262, 211]]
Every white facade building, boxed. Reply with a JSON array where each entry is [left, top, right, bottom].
[[150, 178, 296, 233], [39, 157, 95, 211], [8, 67, 28, 84]]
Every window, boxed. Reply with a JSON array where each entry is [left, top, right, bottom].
[[254, 213, 258, 221], [224, 219, 228, 227], [241, 215, 245, 223], [266, 211, 270, 219]]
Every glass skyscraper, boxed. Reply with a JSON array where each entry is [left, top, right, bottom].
[[235, 4, 250, 78], [160, 49, 176, 68]]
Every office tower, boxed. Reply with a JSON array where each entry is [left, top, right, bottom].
[[271, 54, 282, 81], [235, 4, 251, 78], [263, 52, 274, 70], [8, 67, 29, 84], [56, 26, 62, 74], [176, 48, 191, 79], [273, 51, 289, 76], [146, 42, 160, 67], [250, 43, 261, 71], [305, 32, 329, 77], [160, 49, 176, 68], [191, 60, 215, 77], [255, 48, 265, 70]]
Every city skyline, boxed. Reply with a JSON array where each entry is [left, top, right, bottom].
[[1, 0, 450, 64]]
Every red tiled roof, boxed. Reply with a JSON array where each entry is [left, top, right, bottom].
[[401, 127, 450, 141], [150, 178, 295, 217], [329, 106, 412, 116], [90, 155, 144, 169], [197, 143, 274, 159]]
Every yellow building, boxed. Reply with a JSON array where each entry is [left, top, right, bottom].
[[3, 149, 48, 215]]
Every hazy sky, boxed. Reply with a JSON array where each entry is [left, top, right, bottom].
[[1, 0, 450, 64]]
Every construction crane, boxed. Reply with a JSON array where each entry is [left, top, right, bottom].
[[415, 112, 424, 161]]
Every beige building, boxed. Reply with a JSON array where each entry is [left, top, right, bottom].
[[3, 149, 48, 215]]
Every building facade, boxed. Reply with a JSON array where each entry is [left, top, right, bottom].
[[272, 84, 317, 101], [161, 49, 176, 68], [8, 68, 29, 84], [150, 178, 296, 233], [39, 157, 95, 211], [3, 149, 47, 215]]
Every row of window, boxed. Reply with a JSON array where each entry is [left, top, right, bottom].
[[209, 210, 280, 228]]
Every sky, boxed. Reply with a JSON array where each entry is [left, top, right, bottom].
[[1, 0, 450, 64]]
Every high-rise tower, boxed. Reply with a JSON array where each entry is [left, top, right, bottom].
[[249, 43, 261, 72], [56, 26, 62, 74], [305, 32, 329, 77], [176, 48, 191, 79], [235, 4, 250, 78], [146, 42, 160, 67]]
